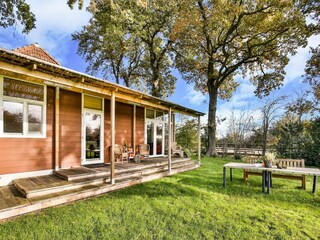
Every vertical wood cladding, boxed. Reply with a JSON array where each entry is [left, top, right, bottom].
[[115, 102, 133, 146], [59, 89, 81, 168], [104, 101, 144, 163], [0, 87, 55, 175], [135, 106, 145, 151]]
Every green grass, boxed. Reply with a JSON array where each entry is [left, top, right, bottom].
[[1, 157, 320, 239]]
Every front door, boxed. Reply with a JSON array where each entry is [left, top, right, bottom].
[[146, 119, 165, 157], [82, 110, 104, 164]]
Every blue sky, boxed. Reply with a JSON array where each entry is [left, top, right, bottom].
[[0, 0, 319, 134]]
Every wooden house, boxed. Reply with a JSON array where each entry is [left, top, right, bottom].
[[0, 44, 204, 186]]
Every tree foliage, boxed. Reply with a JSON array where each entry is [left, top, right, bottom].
[[176, 119, 198, 155], [72, 0, 178, 98], [272, 115, 320, 167], [299, 0, 320, 104], [174, 0, 308, 156], [305, 47, 320, 103], [0, 0, 36, 33]]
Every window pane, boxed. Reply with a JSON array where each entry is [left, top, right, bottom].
[[3, 101, 23, 133], [156, 111, 163, 120], [146, 109, 154, 119], [84, 95, 102, 110], [28, 105, 43, 133], [156, 123, 163, 154], [147, 121, 154, 155], [4, 78, 44, 101]]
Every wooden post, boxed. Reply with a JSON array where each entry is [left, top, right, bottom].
[[133, 105, 136, 154], [168, 108, 172, 172], [110, 91, 115, 184], [197, 115, 201, 165], [55, 87, 60, 171], [172, 113, 175, 142]]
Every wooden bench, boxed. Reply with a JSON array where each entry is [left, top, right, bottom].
[[243, 158, 306, 189]]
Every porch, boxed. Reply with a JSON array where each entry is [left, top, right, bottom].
[[0, 157, 198, 220]]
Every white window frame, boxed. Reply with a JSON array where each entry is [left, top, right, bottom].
[[0, 76, 47, 138], [81, 93, 104, 165], [144, 109, 165, 157]]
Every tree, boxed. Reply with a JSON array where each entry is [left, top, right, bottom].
[[175, 119, 198, 154], [0, 0, 36, 33], [72, 0, 178, 98], [174, 0, 308, 156], [299, 0, 320, 105], [261, 96, 286, 156], [276, 119, 306, 159], [286, 92, 313, 122], [72, 4, 144, 87], [226, 110, 255, 159], [304, 47, 320, 105]]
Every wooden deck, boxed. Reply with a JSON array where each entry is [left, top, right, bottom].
[[0, 157, 199, 221]]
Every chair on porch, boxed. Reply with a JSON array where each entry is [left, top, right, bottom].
[[114, 144, 128, 164], [138, 144, 150, 161], [172, 142, 184, 158]]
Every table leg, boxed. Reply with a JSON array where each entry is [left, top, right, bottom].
[[223, 167, 227, 188], [230, 168, 233, 182], [267, 172, 271, 194], [312, 176, 317, 194], [262, 170, 266, 194]]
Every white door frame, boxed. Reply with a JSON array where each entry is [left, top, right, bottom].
[[145, 118, 165, 157], [81, 95, 104, 165]]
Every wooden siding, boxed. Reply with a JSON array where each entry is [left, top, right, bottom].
[[0, 87, 55, 175], [135, 106, 145, 152], [115, 102, 133, 146], [59, 89, 81, 168], [104, 101, 144, 163]]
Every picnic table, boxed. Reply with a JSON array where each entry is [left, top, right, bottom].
[[223, 162, 320, 194]]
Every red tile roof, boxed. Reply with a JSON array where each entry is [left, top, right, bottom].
[[14, 43, 60, 65]]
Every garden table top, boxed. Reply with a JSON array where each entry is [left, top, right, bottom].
[[223, 162, 320, 176], [223, 162, 320, 194]]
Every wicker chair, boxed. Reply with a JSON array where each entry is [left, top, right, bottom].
[[138, 144, 150, 161], [114, 144, 128, 164], [172, 142, 184, 158]]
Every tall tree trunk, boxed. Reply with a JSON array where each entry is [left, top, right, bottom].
[[151, 70, 161, 98], [206, 83, 218, 156]]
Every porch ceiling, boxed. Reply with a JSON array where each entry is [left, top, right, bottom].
[[0, 48, 205, 117]]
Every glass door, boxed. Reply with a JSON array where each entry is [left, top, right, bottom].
[[156, 122, 163, 155], [146, 121, 154, 156], [145, 119, 164, 157], [83, 111, 104, 164]]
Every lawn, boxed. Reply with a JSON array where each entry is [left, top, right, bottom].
[[1, 157, 320, 239]]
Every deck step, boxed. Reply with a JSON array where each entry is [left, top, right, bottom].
[[13, 175, 107, 199], [1, 163, 199, 220], [13, 160, 197, 199], [54, 167, 108, 181]]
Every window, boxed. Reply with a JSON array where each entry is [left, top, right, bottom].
[[84, 95, 102, 110], [146, 109, 154, 119], [3, 101, 23, 133], [28, 104, 43, 133], [0, 77, 46, 137]]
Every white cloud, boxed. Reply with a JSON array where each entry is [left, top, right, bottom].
[[284, 34, 320, 85], [184, 85, 207, 106], [3, 0, 91, 65]]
